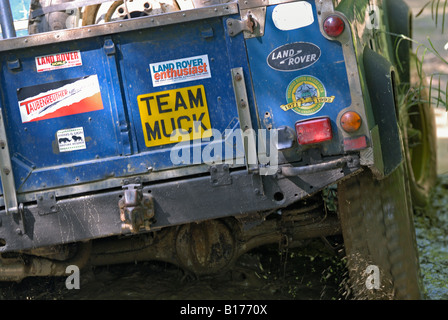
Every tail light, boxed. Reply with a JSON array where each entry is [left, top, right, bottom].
[[340, 111, 362, 132], [344, 135, 368, 151], [323, 15, 345, 37], [295, 118, 333, 145]]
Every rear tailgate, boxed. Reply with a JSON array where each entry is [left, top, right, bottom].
[[243, 0, 369, 159], [0, 3, 250, 202]]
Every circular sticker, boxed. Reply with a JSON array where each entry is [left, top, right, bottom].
[[280, 75, 335, 115]]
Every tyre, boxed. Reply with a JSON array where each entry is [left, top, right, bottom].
[[28, 0, 182, 34], [399, 52, 438, 208], [28, 0, 74, 34], [337, 165, 423, 299]]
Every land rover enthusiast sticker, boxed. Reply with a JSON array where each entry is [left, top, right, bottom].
[[281, 75, 335, 115], [150, 54, 211, 87], [17, 75, 104, 123], [267, 42, 321, 71], [57, 127, 86, 152], [35, 50, 82, 73]]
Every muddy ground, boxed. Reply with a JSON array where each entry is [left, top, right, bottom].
[[0, 0, 447, 302], [0, 239, 346, 300]]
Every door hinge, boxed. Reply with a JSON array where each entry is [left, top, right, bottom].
[[36, 191, 58, 216], [210, 164, 232, 186]]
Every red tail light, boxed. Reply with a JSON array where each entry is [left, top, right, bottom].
[[295, 118, 333, 145], [323, 15, 345, 37]]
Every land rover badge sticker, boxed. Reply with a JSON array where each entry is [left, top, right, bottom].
[[267, 42, 321, 71], [281, 75, 335, 115], [35, 50, 82, 73]]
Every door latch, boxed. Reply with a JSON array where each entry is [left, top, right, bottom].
[[226, 8, 266, 38], [227, 13, 257, 36]]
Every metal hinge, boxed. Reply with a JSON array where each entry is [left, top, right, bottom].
[[226, 8, 266, 38], [36, 191, 58, 216], [119, 182, 154, 233], [210, 164, 232, 186]]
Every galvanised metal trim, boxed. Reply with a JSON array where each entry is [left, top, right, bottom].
[[237, 0, 298, 10], [0, 106, 19, 215], [231, 67, 258, 173], [0, 2, 239, 52], [314, 0, 374, 165]]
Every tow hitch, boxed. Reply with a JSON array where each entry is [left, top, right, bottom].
[[119, 181, 154, 233]]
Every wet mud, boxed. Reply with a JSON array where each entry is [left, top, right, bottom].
[[0, 239, 346, 300], [0, 171, 447, 301]]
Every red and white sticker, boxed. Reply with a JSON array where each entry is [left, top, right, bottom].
[[150, 54, 211, 87], [35, 50, 82, 73], [17, 75, 104, 123]]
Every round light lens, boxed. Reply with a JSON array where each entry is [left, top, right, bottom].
[[340, 111, 362, 133], [323, 15, 345, 37]]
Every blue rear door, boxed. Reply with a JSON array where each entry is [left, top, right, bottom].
[[245, 0, 352, 156], [0, 7, 251, 196]]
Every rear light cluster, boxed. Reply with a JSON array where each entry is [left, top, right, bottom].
[[295, 118, 332, 145], [292, 113, 366, 151], [323, 15, 345, 37]]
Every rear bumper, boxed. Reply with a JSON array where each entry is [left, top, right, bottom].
[[0, 155, 360, 252]]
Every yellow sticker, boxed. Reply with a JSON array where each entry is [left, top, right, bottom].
[[138, 85, 212, 147]]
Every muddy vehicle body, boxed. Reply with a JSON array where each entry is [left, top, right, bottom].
[[0, 0, 436, 299]]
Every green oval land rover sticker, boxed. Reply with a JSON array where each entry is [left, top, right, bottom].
[[280, 75, 335, 115]]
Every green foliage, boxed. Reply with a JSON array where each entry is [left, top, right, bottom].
[[390, 1, 448, 111], [418, 0, 448, 33]]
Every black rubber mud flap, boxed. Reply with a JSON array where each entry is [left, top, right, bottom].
[[384, 0, 412, 84], [338, 165, 423, 299], [363, 47, 403, 178]]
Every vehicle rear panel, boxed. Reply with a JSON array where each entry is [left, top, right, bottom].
[[0, 10, 256, 198], [0, 0, 367, 252], [245, 1, 352, 156]]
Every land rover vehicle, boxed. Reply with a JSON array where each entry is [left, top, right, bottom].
[[0, 0, 437, 299]]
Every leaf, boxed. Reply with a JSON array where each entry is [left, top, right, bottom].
[[416, 1, 431, 18]]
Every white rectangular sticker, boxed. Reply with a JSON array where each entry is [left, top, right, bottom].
[[57, 127, 86, 152], [272, 2, 314, 31], [35, 50, 82, 73], [150, 54, 211, 87]]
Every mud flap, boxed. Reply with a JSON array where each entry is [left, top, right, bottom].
[[363, 47, 403, 179]]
